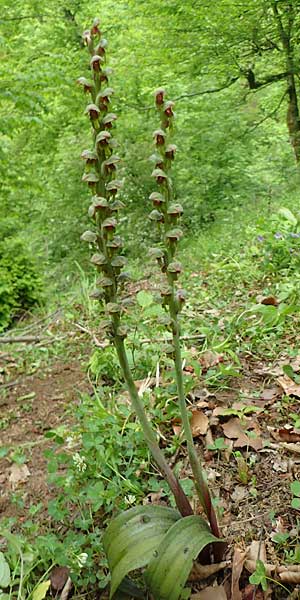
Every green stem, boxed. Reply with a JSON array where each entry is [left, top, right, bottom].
[[169, 299, 220, 538], [113, 332, 193, 518]]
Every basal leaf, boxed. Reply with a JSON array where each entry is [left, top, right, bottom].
[[0, 553, 10, 589], [32, 580, 51, 600], [144, 515, 223, 600], [103, 505, 180, 598]]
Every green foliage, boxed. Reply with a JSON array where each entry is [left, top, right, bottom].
[[253, 208, 300, 273], [249, 559, 268, 592], [0, 237, 43, 331], [291, 480, 300, 510], [104, 508, 222, 600]]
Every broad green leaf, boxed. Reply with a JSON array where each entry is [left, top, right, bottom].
[[103, 505, 180, 598], [144, 515, 223, 600], [278, 207, 298, 227], [291, 498, 300, 510], [249, 559, 268, 591], [291, 481, 300, 497], [32, 580, 51, 600], [136, 290, 154, 309], [0, 553, 10, 589]]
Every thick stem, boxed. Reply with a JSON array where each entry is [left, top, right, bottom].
[[113, 333, 193, 518]]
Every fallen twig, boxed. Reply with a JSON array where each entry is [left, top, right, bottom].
[[0, 335, 46, 344], [140, 333, 206, 345]]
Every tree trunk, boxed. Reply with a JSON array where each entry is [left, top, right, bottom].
[[273, 1, 300, 162]]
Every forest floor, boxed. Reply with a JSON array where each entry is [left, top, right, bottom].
[[1, 291, 300, 599], [1, 216, 300, 598]]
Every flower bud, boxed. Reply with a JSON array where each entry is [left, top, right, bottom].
[[166, 228, 183, 243], [165, 144, 177, 160], [154, 87, 166, 106], [148, 247, 164, 260], [90, 55, 104, 72], [82, 30, 92, 47], [82, 172, 99, 188], [85, 103, 100, 120], [96, 131, 111, 147], [102, 217, 117, 232], [151, 168, 167, 185], [91, 253, 107, 266], [167, 261, 182, 275], [96, 87, 114, 107], [97, 276, 114, 288], [106, 179, 123, 195], [149, 192, 165, 207], [91, 18, 101, 35], [102, 113, 117, 129], [164, 101, 175, 117], [106, 302, 122, 315], [88, 196, 108, 218], [81, 230, 97, 243], [149, 210, 164, 223], [89, 289, 104, 299], [81, 149, 98, 164], [110, 199, 125, 212], [102, 155, 120, 175], [111, 255, 126, 269], [167, 203, 183, 218], [167, 261, 182, 280], [106, 236, 123, 250], [95, 38, 108, 56], [77, 77, 94, 94], [153, 129, 166, 146]]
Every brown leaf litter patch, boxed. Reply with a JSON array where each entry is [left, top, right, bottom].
[[0, 354, 91, 523]]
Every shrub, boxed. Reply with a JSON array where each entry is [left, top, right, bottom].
[[0, 237, 43, 331]]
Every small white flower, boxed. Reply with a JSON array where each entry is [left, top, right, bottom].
[[77, 552, 88, 568], [124, 494, 136, 506], [72, 452, 87, 472]]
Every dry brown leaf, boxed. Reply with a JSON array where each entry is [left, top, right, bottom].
[[231, 486, 248, 503], [260, 387, 281, 402], [222, 418, 244, 439], [278, 565, 300, 573], [50, 566, 70, 591], [191, 409, 209, 436], [199, 351, 223, 371], [276, 427, 300, 443], [234, 433, 263, 451], [279, 571, 300, 583], [8, 464, 30, 489], [247, 540, 267, 564], [231, 547, 246, 600], [189, 560, 230, 582], [244, 560, 275, 576], [173, 409, 209, 437], [60, 577, 73, 600], [260, 295, 279, 306], [277, 374, 300, 398], [191, 585, 227, 600], [281, 442, 300, 454]]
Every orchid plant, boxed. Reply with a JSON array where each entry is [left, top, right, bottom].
[[79, 18, 224, 600]]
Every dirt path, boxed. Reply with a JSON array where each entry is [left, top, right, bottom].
[[0, 345, 91, 522]]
